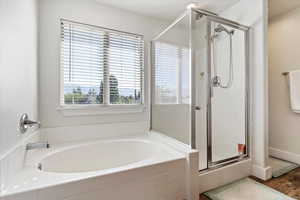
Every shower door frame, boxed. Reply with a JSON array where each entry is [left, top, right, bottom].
[[191, 9, 251, 169]]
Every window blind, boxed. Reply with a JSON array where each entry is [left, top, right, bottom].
[[153, 41, 190, 104], [61, 19, 144, 105]]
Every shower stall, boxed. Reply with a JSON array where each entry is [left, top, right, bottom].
[[151, 8, 250, 170]]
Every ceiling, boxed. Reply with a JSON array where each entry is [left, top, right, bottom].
[[96, 0, 241, 21], [269, 0, 300, 19]]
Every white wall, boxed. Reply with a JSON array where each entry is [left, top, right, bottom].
[[39, 0, 167, 128], [0, 0, 38, 156], [269, 7, 300, 160]]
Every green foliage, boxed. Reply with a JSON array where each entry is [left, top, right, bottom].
[[64, 87, 88, 104], [109, 75, 119, 104], [64, 75, 141, 105], [97, 75, 120, 104], [97, 81, 104, 104]]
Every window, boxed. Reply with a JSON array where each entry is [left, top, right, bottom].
[[60, 19, 144, 108], [153, 41, 190, 104]]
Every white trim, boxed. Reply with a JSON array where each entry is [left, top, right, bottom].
[[269, 147, 300, 165], [57, 104, 146, 116], [251, 164, 272, 180]]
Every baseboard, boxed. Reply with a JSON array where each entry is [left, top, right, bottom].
[[269, 147, 300, 165], [251, 164, 272, 180]]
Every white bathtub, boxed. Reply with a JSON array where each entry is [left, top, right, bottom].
[[40, 140, 172, 173], [0, 133, 193, 200]]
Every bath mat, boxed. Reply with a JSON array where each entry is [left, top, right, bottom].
[[204, 178, 295, 200], [269, 157, 299, 178]]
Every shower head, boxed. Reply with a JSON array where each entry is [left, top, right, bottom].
[[215, 24, 234, 35]]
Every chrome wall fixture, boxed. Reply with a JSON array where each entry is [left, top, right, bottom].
[[26, 142, 50, 150], [19, 113, 40, 134], [211, 24, 235, 89]]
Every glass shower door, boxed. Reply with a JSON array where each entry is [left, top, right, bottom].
[[207, 19, 249, 166]]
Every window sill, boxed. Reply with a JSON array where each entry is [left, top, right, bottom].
[[57, 104, 146, 116]]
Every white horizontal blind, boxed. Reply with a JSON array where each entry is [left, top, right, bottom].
[[61, 19, 144, 105], [180, 48, 190, 104], [153, 41, 190, 104]]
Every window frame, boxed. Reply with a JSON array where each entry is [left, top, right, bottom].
[[58, 19, 146, 116]]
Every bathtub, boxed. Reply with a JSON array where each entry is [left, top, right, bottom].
[[0, 133, 194, 200], [39, 140, 165, 173]]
